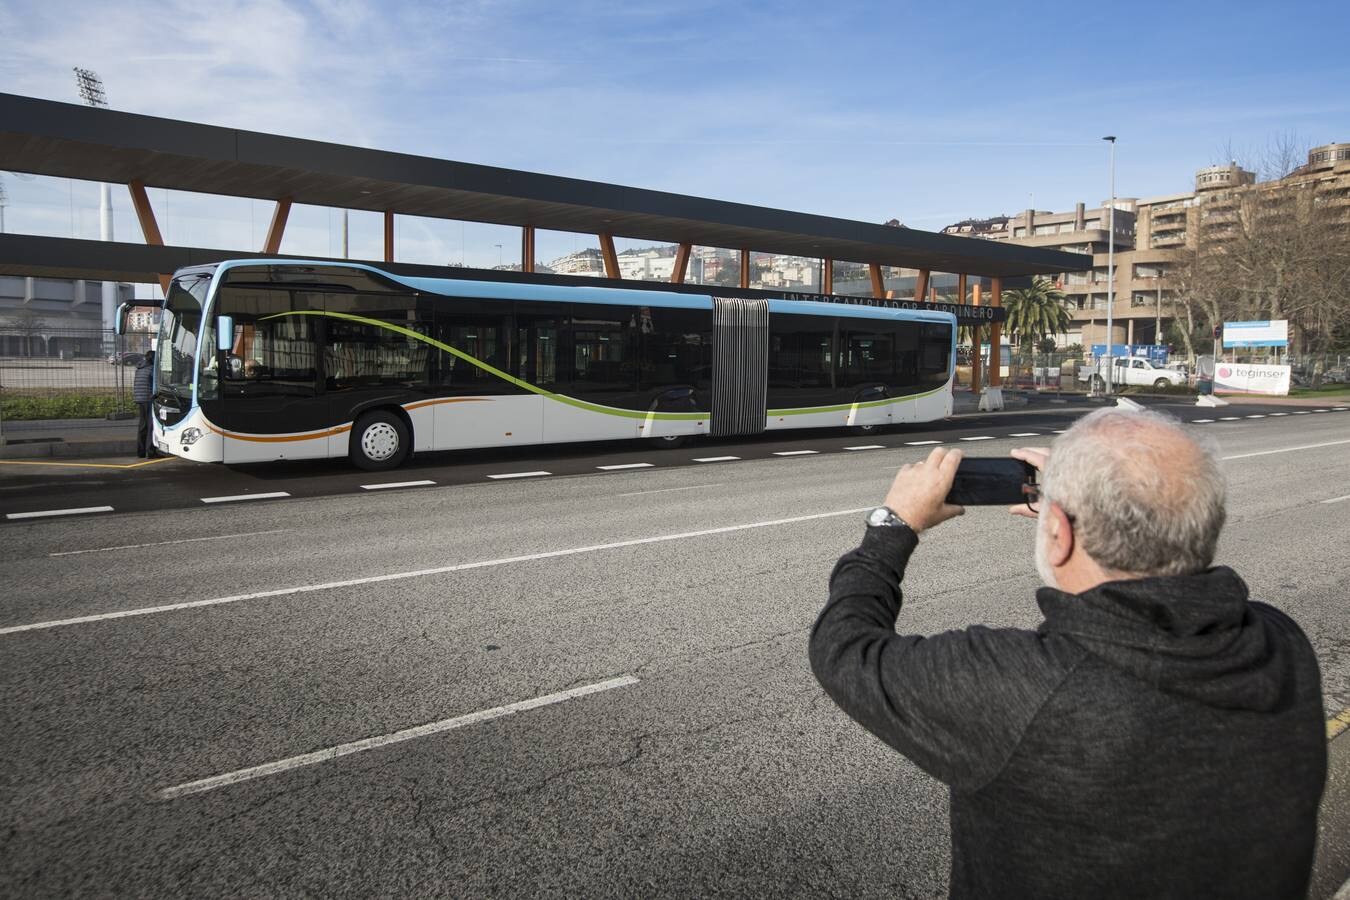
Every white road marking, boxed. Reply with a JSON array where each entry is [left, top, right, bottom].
[[6, 506, 114, 521], [616, 484, 723, 498], [1222, 438, 1350, 461], [50, 529, 289, 558], [1322, 494, 1350, 505], [200, 492, 290, 505], [1313, 409, 1330, 413], [158, 675, 640, 800], [1293, 411, 1312, 414], [1010, 432, 1040, 437], [1245, 414, 1266, 418], [0, 506, 875, 636], [1218, 417, 1241, 421], [360, 480, 435, 491], [693, 456, 740, 463], [904, 440, 941, 446], [844, 445, 885, 451], [959, 436, 994, 442], [597, 463, 655, 470], [1192, 419, 1215, 423], [1334, 407, 1348, 411], [1268, 412, 1289, 416], [1052, 430, 1067, 434], [773, 450, 819, 456], [487, 471, 551, 479]]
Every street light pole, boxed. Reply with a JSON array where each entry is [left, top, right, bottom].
[[1156, 274, 1163, 346], [1103, 135, 1117, 395]]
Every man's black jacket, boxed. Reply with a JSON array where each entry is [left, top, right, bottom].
[[809, 527, 1326, 900]]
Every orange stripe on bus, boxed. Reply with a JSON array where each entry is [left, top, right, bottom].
[[203, 421, 352, 443], [402, 398, 491, 412]]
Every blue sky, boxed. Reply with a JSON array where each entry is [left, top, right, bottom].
[[2, 0, 1348, 272]]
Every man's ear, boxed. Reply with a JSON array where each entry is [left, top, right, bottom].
[[1048, 503, 1074, 567]]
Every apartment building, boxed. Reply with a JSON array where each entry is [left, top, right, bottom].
[[943, 141, 1350, 349]]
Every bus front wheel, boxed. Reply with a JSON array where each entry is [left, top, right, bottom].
[[350, 410, 410, 470]]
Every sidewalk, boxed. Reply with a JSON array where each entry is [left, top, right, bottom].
[[0, 416, 137, 458]]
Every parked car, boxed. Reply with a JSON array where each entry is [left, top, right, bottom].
[[1077, 356, 1187, 390], [108, 351, 145, 366]]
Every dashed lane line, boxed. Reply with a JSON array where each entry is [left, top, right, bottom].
[[904, 440, 942, 446], [200, 492, 291, 505], [6, 506, 114, 521], [1293, 411, 1312, 414], [1010, 432, 1040, 437], [1222, 438, 1350, 461], [960, 436, 995, 442], [616, 483, 723, 498], [0, 506, 873, 636], [1268, 412, 1289, 416], [1219, 417, 1242, 421], [50, 529, 289, 557], [157, 675, 641, 800], [596, 462, 655, 470], [693, 456, 740, 463], [1245, 414, 1266, 418], [486, 471, 551, 479], [772, 450, 819, 456], [1322, 494, 1350, 505], [360, 480, 435, 491], [844, 445, 885, 451], [1192, 419, 1215, 423]]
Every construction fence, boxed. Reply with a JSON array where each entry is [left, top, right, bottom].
[[0, 327, 154, 431]]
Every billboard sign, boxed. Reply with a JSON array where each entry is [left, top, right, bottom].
[[1090, 344, 1168, 364], [1222, 320, 1288, 348], [1214, 363, 1291, 396]]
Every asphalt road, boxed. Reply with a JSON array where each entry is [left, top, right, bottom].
[[2, 404, 1349, 897]]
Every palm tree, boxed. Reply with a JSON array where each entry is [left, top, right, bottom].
[[1002, 277, 1073, 349]]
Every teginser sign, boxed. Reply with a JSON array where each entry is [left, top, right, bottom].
[[1214, 363, 1291, 396]]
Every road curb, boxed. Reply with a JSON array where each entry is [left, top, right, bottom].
[[0, 438, 138, 459]]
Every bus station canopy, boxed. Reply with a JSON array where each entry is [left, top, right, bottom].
[[0, 92, 1087, 281]]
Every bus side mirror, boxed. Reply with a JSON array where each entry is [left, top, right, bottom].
[[114, 302, 132, 336], [217, 316, 234, 351]]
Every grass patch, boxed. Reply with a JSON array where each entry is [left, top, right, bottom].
[[0, 389, 133, 420]]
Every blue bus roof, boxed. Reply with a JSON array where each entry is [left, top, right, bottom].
[[212, 259, 955, 324]]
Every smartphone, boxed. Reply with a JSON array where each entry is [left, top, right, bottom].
[[945, 458, 1037, 506]]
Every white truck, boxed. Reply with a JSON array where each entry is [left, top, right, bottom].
[[1077, 356, 1187, 390]]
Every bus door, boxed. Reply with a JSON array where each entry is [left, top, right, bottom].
[[430, 300, 542, 449], [209, 288, 328, 463]]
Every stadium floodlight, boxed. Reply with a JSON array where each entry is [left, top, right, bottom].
[[74, 68, 108, 107]]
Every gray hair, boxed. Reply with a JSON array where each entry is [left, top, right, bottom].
[[1040, 408, 1226, 577]]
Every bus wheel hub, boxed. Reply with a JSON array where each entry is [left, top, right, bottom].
[[362, 422, 400, 460]]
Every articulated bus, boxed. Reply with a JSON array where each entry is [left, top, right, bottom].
[[129, 260, 956, 469]]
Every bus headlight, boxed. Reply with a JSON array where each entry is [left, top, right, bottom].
[[180, 427, 203, 446]]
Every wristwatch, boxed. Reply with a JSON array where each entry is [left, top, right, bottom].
[[865, 506, 913, 531]]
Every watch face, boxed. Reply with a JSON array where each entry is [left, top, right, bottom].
[[867, 507, 890, 527]]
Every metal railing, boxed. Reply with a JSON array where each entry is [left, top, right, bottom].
[[0, 328, 153, 436]]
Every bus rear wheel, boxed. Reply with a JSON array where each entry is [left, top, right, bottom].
[[648, 434, 690, 449], [350, 410, 410, 471]]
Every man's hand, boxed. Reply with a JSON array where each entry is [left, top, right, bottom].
[[1008, 446, 1051, 519], [882, 447, 965, 533]]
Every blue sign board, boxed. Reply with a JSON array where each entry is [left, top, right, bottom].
[[1090, 344, 1168, 364], [1222, 320, 1288, 348]]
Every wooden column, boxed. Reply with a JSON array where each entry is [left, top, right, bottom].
[[670, 243, 691, 283], [822, 259, 833, 294], [127, 180, 171, 295], [263, 196, 292, 254], [521, 225, 536, 273], [739, 249, 750, 289], [970, 278, 983, 393], [989, 278, 1004, 388], [599, 233, 620, 278], [383, 211, 395, 263], [869, 263, 885, 298], [957, 273, 968, 305], [914, 268, 929, 302]]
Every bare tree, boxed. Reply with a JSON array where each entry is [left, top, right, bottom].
[[5, 308, 49, 358]]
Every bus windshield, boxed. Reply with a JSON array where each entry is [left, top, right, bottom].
[[156, 274, 211, 401]]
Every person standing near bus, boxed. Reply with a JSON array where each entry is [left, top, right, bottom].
[[133, 349, 156, 458]]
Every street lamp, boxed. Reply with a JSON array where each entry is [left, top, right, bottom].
[[494, 243, 503, 268], [1102, 135, 1117, 395]]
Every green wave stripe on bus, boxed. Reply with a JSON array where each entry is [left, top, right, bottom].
[[767, 383, 948, 416], [262, 309, 703, 421], [260, 309, 949, 420]]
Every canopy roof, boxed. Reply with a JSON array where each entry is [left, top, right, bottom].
[[0, 93, 1087, 279]]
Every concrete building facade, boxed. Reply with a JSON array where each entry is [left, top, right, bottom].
[[943, 142, 1350, 349]]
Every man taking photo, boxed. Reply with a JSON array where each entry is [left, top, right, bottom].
[[809, 408, 1326, 899]]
